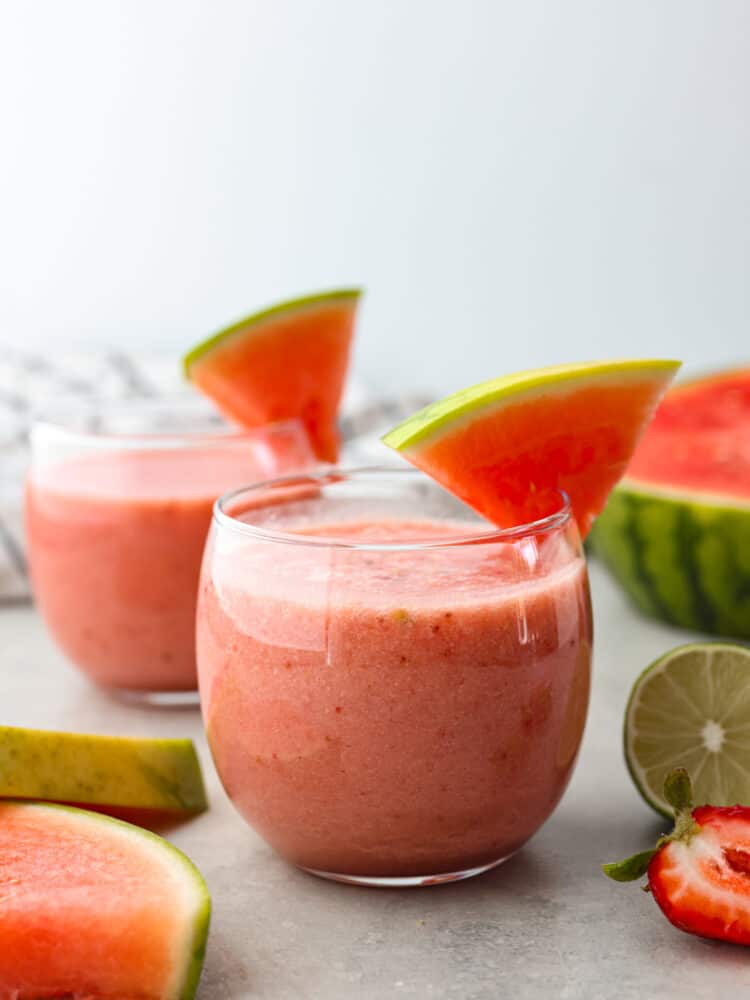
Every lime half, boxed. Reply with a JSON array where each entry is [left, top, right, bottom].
[[625, 642, 750, 816]]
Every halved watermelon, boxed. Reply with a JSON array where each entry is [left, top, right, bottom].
[[184, 288, 362, 463], [0, 801, 210, 999], [590, 366, 750, 637], [383, 359, 680, 538], [0, 726, 207, 823]]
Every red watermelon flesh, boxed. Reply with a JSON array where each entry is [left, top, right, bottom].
[[627, 367, 750, 499], [383, 360, 680, 538], [0, 802, 210, 999], [184, 290, 361, 463]]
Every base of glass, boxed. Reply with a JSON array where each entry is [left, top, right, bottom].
[[300, 855, 511, 888], [102, 686, 200, 709]]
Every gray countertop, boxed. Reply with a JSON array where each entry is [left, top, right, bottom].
[[3, 562, 749, 999]]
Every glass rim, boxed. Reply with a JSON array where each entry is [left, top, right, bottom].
[[30, 394, 306, 450], [31, 391, 211, 416], [213, 466, 573, 550]]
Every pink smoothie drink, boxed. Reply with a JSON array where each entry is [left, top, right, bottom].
[[198, 470, 592, 885], [26, 421, 311, 694]]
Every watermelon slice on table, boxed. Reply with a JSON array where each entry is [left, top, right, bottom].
[[590, 366, 750, 637], [184, 288, 362, 463], [0, 725, 207, 825], [0, 801, 210, 999], [382, 359, 680, 538]]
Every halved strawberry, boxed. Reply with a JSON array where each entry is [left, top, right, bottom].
[[603, 769, 750, 946]]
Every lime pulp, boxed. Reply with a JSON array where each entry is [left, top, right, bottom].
[[625, 642, 750, 816]]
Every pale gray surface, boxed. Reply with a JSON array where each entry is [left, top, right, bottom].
[[3, 563, 750, 999]]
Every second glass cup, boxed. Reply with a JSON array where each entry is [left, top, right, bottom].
[[25, 398, 314, 701], [198, 467, 593, 886]]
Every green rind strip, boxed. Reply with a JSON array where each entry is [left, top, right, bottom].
[[2, 800, 211, 1000], [183, 287, 363, 375], [595, 488, 672, 621], [179, 870, 212, 1000], [590, 482, 750, 640], [382, 359, 681, 451], [674, 505, 716, 633], [0, 726, 208, 813]]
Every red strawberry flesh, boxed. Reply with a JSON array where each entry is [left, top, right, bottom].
[[648, 805, 750, 946]]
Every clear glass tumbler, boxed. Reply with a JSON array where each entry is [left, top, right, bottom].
[[197, 467, 593, 885], [25, 398, 313, 702]]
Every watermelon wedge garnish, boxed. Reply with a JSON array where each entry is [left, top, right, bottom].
[[184, 288, 362, 462], [0, 801, 210, 999], [382, 359, 681, 538]]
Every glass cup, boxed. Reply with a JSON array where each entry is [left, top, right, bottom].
[[197, 467, 593, 886], [25, 397, 314, 703]]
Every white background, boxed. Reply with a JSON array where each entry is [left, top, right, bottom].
[[1, 0, 748, 394]]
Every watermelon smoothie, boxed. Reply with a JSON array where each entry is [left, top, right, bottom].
[[197, 469, 592, 885], [25, 403, 312, 698]]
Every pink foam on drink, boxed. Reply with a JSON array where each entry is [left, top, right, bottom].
[[26, 434, 309, 692], [199, 517, 592, 878]]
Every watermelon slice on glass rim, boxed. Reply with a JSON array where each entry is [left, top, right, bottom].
[[383, 359, 681, 538], [184, 288, 361, 463]]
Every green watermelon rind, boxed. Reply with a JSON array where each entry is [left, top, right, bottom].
[[382, 359, 681, 452], [183, 287, 363, 376], [590, 480, 750, 639], [2, 800, 211, 1000], [0, 726, 208, 814], [622, 642, 750, 817]]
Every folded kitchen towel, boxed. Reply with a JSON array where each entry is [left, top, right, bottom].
[[0, 349, 429, 604]]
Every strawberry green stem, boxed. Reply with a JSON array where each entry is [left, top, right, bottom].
[[602, 768, 700, 882]]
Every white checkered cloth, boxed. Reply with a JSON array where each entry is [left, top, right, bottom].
[[0, 350, 429, 603]]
